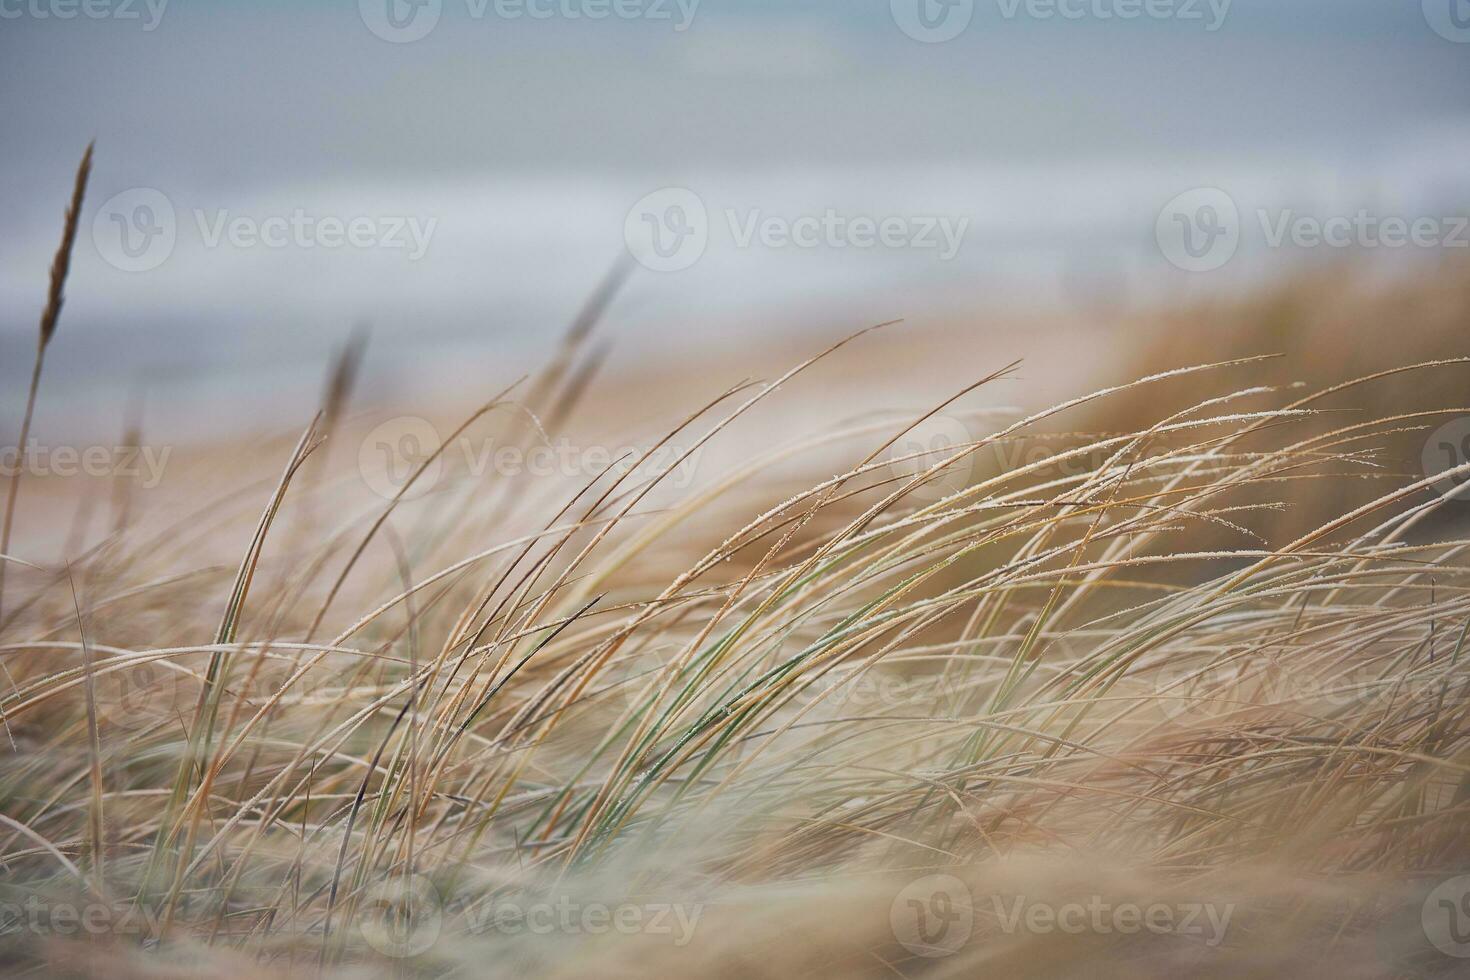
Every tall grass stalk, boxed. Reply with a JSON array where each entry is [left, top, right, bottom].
[[0, 143, 93, 622]]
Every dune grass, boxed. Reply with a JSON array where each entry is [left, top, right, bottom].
[[3, 340, 1469, 976], [1, 164, 1469, 979]]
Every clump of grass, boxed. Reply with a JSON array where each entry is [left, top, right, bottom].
[[1, 337, 1467, 977], [1, 160, 1468, 978]]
